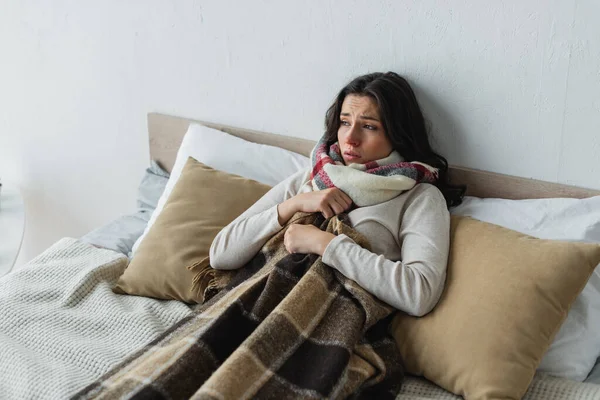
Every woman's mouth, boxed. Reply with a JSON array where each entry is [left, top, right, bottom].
[[344, 151, 361, 161]]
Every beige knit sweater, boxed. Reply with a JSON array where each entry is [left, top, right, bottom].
[[209, 169, 450, 316]]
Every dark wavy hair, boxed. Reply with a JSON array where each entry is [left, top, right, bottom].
[[324, 72, 465, 208]]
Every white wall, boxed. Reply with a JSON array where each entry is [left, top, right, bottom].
[[1, 0, 599, 266]]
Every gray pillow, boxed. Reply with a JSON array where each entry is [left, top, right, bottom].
[[586, 359, 600, 385], [136, 160, 170, 212], [81, 161, 169, 256]]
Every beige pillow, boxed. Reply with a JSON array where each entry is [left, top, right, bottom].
[[390, 216, 600, 400], [113, 157, 271, 303]]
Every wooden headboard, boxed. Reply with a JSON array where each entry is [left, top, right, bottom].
[[148, 113, 600, 200]]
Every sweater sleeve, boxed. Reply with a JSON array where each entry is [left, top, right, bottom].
[[322, 184, 450, 316], [209, 169, 308, 270]]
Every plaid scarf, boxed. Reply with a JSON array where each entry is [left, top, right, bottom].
[[310, 136, 439, 207], [74, 213, 404, 400]]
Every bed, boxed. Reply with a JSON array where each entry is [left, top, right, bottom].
[[1, 112, 599, 400]]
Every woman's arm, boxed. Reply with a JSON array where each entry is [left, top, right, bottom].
[[209, 169, 309, 270], [322, 184, 450, 316]]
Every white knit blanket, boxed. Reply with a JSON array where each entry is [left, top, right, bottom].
[[0, 238, 192, 400]]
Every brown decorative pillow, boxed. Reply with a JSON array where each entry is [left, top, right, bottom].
[[390, 216, 600, 400], [113, 157, 271, 303]]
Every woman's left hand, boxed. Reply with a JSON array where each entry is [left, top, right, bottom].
[[284, 224, 335, 256]]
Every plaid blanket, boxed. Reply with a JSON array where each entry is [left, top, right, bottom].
[[74, 212, 404, 399]]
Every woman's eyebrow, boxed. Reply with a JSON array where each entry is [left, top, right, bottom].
[[340, 112, 380, 122], [360, 115, 380, 122]]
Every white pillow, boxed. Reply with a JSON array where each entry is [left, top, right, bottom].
[[451, 195, 600, 381], [131, 123, 310, 255]]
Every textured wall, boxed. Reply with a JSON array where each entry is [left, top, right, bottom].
[[0, 0, 598, 266]]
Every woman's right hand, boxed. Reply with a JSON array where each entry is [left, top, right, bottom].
[[277, 188, 353, 225]]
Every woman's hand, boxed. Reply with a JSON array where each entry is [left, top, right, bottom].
[[277, 188, 352, 225], [284, 224, 336, 256], [296, 188, 353, 218]]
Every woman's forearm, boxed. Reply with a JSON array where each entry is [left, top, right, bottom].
[[210, 206, 284, 270], [210, 169, 310, 269]]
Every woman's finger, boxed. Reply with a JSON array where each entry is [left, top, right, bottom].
[[328, 198, 346, 215], [340, 191, 353, 208], [332, 188, 352, 208], [338, 193, 352, 210], [320, 204, 334, 219]]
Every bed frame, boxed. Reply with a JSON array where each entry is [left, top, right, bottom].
[[148, 113, 600, 200]]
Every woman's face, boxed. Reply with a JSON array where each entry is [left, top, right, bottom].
[[337, 94, 394, 165]]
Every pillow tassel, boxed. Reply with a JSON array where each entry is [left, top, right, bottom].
[[188, 259, 216, 304], [188, 259, 236, 304]]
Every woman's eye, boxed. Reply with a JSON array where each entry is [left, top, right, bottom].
[[364, 125, 376, 130], [340, 120, 350, 126]]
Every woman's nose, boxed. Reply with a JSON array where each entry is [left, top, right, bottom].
[[345, 124, 361, 145]]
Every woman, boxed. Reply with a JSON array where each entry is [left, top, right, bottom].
[[210, 72, 462, 317]]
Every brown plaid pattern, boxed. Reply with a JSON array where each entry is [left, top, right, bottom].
[[73, 213, 404, 400]]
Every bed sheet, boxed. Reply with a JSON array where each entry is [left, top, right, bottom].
[[80, 213, 149, 256]]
